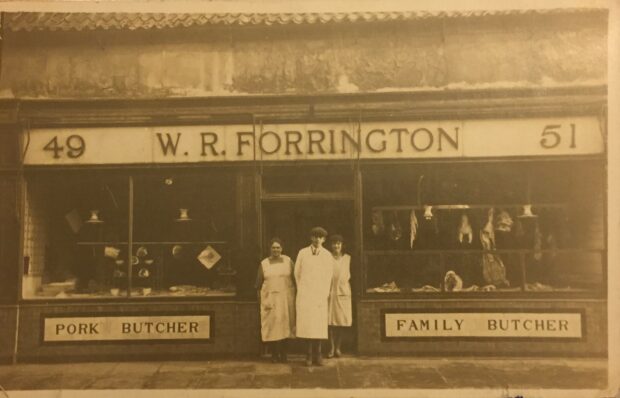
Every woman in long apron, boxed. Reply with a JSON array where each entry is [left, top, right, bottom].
[[327, 234, 352, 358], [255, 238, 296, 363]]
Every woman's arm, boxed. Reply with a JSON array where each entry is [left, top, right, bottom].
[[288, 257, 297, 289], [254, 264, 264, 300]]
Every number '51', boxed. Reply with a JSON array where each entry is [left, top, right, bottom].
[[540, 124, 577, 149], [43, 135, 86, 158]]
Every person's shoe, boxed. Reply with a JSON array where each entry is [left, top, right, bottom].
[[334, 349, 342, 358], [326, 351, 334, 358], [313, 353, 324, 366], [305, 357, 312, 367]]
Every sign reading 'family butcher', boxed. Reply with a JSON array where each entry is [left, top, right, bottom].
[[23, 117, 603, 165], [383, 312, 582, 339], [43, 315, 211, 342]]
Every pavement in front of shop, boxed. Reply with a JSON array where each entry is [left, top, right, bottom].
[[0, 356, 610, 394]]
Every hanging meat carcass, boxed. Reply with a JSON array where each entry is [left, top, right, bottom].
[[480, 208, 510, 287]]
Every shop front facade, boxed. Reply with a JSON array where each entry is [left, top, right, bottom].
[[0, 9, 608, 362]]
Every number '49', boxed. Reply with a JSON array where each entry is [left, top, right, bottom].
[[43, 135, 86, 159]]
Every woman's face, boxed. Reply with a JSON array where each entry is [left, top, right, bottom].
[[331, 241, 343, 254], [270, 242, 283, 258]]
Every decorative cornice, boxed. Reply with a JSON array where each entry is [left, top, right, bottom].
[[8, 86, 607, 127]]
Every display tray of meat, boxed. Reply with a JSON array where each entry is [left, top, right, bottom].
[[366, 281, 401, 293]]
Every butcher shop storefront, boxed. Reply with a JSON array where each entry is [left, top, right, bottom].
[[0, 9, 608, 362], [12, 109, 606, 359]]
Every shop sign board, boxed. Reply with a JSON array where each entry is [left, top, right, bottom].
[[383, 311, 583, 339], [43, 315, 212, 342], [23, 117, 603, 165]]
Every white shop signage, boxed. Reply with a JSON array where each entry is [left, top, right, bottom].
[[43, 315, 211, 342], [383, 312, 582, 339], [23, 117, 603, 165]]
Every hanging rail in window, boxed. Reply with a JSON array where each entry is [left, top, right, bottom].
[[371, 203, 568, 211]]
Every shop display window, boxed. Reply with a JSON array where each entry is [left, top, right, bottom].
[[22, 172, 129, 299], [132, 172, 235, 297], [362, 161, 605, 295], [22, 170, 236, 299]]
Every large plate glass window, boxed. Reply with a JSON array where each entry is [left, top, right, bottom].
[[22, 171, 129, 299], [132, 171, 236, 297], [362, 160, 605, 295], [22, 169, 237, 299]]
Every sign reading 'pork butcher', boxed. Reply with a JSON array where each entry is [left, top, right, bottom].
[[43, 315, 211, 342]]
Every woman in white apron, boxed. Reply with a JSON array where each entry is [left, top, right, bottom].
[[294, 227, 334, 366], [327, 234, 352, 358], [255, 238, 296, 363]]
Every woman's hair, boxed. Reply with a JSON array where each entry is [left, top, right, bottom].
[[329, 234, 344, 244], [269, 237, 283, 247]]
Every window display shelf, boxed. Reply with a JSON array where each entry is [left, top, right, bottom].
[[76, 242, 129, 245], [25, 289, 237, 300], [77, 241, 228, 245], [363, 287, 593, 296], [364, 249, 601, 255], [371, 203, 567, 211], [261, 192, 354, 201], [363, 248, 604, 295]]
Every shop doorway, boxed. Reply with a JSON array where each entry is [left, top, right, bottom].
[[262, 200, 355, 256], [261, 199, 357, 356]]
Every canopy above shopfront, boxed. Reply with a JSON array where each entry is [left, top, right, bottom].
[[3, 8, 606, 32]]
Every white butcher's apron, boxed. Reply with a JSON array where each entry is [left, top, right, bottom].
[[294, 246, 334, 339], [328, 254, 352, 327], [259, 256, 296, 342]]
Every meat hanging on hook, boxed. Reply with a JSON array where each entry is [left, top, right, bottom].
[[457, 213, 473, 244], [371, 209, 385, 236], [409, 209, 418, 248], [389, 211, 403, 241]]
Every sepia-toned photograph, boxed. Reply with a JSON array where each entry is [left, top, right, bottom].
[[0, 0, 617, 397]]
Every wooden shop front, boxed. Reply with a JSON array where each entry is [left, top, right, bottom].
[[0, 87, 606, 361]]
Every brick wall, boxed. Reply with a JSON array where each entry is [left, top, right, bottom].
[[0, 307, 17, 363], [16, 301, 261, 362]]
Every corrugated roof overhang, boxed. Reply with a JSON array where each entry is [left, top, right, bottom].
[[3, 8, 607, 32]]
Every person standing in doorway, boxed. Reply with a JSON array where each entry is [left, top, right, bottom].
[[255, 238, 296, 363], [294, 226, 334, 366], [327, 234, 352, 358]]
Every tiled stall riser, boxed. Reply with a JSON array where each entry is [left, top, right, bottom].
[[15, 302, 260, 363]]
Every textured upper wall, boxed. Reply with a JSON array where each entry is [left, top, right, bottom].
[[0, 10, 607, 99]]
